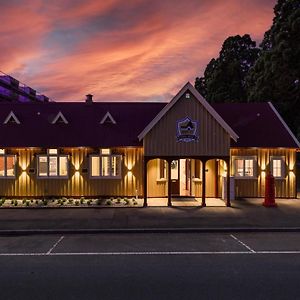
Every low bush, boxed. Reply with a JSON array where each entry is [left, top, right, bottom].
[[75, 200, 79, 206]]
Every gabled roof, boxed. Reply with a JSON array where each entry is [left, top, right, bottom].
[[100, 111, 116, 124], [52, 111, 68, 124], [212, 102, 300, 148], [138, 82, 239, 142], [3, 111, 20, 124]]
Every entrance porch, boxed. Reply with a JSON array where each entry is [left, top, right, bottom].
[[143, 157, 231, 207]]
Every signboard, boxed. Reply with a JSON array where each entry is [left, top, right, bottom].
[[176, 117, 198, 142]]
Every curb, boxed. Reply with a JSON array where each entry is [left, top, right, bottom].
[[1, 227, 300, 235]]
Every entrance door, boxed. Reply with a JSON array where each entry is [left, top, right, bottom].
[[171, 160, 179, 195]]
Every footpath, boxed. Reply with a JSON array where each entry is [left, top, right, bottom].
[[1, 198, 300, 234]]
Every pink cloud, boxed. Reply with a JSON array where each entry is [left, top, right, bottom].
[[1, 0, 276, 102]]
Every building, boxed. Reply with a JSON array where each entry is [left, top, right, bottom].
[[0, 82, 298, 206], [0, 71, 49, 103]]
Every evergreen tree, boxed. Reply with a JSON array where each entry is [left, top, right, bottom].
[[246, 0, 300, 138], [195, 34, 260, 103]]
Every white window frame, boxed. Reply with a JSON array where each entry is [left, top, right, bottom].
[[0, 151, 17, 178], [233, 156, 257, 179], [89, 149, 122, 179], [270, 156, 285, 179], [37, 150, 69, 179]]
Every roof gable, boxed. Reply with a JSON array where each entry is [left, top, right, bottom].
[[138, 82, 238, 142], [100, 111, 116, 125], [3, 111, 20, 124]]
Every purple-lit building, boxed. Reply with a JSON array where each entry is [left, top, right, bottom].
[[0, 71, 49, 103]]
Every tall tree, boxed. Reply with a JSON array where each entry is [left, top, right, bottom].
[[195, 34, 260, 103], [246, 0, 300, 138]]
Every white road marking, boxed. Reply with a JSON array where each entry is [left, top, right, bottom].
[[0, 251, 300, 256], [230, 234, 256, 253], [46, 236, 64, 255]]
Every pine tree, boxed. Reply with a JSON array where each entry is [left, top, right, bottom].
[[246, 0, 300, 138], [195, 34, 260, 103]]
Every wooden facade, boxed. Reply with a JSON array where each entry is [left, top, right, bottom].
[[0, 147, 143, 197]]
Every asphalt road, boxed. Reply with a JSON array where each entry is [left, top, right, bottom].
[[1, 233, 300, 300]]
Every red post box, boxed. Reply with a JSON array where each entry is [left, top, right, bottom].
[[263, 173, 277, 207]]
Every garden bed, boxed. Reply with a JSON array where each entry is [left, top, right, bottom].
[[0, 197, 143, 208]]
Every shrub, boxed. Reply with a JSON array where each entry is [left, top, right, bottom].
[[96, 199, 102, 205], [106, 200, 112, 206], [30, 199, 34, 203], [80, 197, 85, 204], [62, 197, 67, 203], [26, 201, 30, 206], [68, 199, 73, 204], [43, 199, 47, 206], [35, 199, 39, 205], [124, 199, 129, 205], [11, 199, 14, 205], [75, 200, 79, 206], [22, 199, 26, 204], [14, 200, 18, 206], [87, 200, 91, 205]]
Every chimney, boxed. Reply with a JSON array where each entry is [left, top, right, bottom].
[[85, 94, 93, 104]]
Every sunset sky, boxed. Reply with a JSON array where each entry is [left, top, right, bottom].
[[1, 0, 276, 102]]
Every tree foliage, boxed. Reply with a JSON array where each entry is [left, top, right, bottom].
[[195, 34, 260, 103], [246, 0, 300, 138]]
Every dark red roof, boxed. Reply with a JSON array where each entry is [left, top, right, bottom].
[[0, 101, 297, 148], [212, 103, 299, 148]]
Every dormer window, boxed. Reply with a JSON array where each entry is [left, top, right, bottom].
[[52, 111, 68, 124], [3, 111, 20, 124], [100, 112, 116, 125]]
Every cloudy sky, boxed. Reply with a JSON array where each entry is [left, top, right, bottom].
[[1, 0, 276, 102]]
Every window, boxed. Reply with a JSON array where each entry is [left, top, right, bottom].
[[157, 159, 167, 180], [0, 150, 16, 178], [233, 156, 256, 178], [194, 160, 201, 180], [90, 149, 121, 178], [270, 156, 285, 178], [37, 149, 68, 178]]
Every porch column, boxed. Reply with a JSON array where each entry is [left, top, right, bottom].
[[167, 160, 172, 207], [226, 158, 231, 207], [201, 159, 207, 207], [143, 158, 148, 207]]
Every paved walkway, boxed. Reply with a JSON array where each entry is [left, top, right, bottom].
[[1, 198, 300, 233]]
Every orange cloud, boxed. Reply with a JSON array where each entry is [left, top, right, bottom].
[[1, 0, 276, 102]]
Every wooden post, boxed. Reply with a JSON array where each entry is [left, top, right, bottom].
[[168, 160, 172, 207], [143, 158, 148, 207], [226, 158, 231, 207], [202, 159, 206, 207]]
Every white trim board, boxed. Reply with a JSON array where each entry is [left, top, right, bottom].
[[268, 102, 300, 148], [100, 111, 116, 124], [138, 82, 239, 142], [52, 111, 68, 124], [3, 111, 20, 124]]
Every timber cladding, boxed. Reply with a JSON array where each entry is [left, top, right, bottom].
[[143, 92, 231, 157], [0, 147, 143, 197], [231, 148, 296, 198]]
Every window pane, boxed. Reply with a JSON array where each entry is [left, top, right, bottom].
[[101, 156, 110, 176], [245, 160, 254, 177], [171, 160, 178, 180], [273, 159, 282, 177], [91, 156, 100, 177], [6, 156, 15, 177], [235, 160, 244, 176], [0, 156, 5, 176], [194, 160, 200, 179], [48, 149, 58, 155], [111, 156, 121, 177], [159, 159, 166, 179], [101, 149, 110, 155], [59, 156, 68, 176], [49, 156, 58, 176], [38, 156, 48, 176]]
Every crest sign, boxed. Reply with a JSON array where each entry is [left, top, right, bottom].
[[176, 117, 198, 142]]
